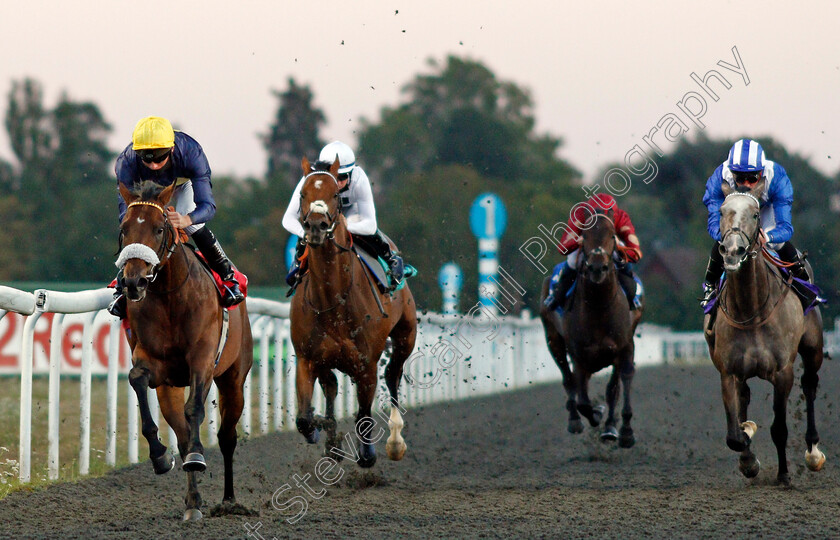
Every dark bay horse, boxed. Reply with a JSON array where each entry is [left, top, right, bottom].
[[539, 207, 643, 447], [291, 157, 417, 468], [705, 181, 825, 484], [117, 182, 253, 520]]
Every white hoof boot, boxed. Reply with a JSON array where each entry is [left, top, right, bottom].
[[740, 421, 757, 439], [386, 407, 407, 461], [183, 508, 203, 521], [806, 444, 826, 472]]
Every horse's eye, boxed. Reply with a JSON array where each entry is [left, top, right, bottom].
[[156, 227, 164, 235], [753, 212, 759, 220]]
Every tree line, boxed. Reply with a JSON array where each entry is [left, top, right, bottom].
[[1, 57, 837, 330]]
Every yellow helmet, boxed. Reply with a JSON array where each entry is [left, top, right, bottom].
[[132, 116, 175, 150]]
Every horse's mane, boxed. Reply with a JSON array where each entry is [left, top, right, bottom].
[[122, 181, 168, 203]]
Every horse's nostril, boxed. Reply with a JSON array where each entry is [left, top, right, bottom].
[[736, 246, 746, 256], [319, 222, 328, 230], [137, 277, 148, 289], [303, 222, 311, 230], [719, 245, 727, 256]]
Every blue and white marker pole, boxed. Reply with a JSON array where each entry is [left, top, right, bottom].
[[285, 235, 299, 273], [469, 193, 507, 316], [438, 262, 463, 314]]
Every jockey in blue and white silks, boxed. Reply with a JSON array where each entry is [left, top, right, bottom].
[[700, 138, 815, 309]]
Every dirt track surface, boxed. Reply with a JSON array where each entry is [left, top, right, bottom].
[[2, 362, 840, 539]]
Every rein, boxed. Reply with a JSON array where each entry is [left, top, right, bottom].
[[718, 194, 795, 329]]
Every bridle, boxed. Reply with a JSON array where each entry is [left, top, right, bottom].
[[719, 192, 761, 268], [580, 212, 618, 277], [300, 170, 352, 253], [717, 192, 793, 330], [117, 200, 188, 291]]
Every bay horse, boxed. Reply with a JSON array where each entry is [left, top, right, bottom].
[[117, 181, 253, 520], [705, 180, 825, 484], [291, 157, 417, 468], [539, 207, 643, 447]]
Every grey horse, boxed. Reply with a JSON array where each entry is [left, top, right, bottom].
[[705, 179, 825, 485]]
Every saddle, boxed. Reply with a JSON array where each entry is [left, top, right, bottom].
[[354, 244, 415, 294], [188, 244, 248, 309]]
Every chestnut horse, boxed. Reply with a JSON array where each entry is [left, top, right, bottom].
[[117, 182, 253, 520], [539, 207, 643, 446], [291, 157, 417, 468], [705, 180, 825, 484]]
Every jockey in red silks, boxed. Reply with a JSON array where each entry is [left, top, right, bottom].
[[543, 193, 643, 313]]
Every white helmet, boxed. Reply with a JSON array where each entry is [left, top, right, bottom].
[[318, 141, 356, 175]]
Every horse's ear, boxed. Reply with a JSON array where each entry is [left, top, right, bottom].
[[159, 182, 176, 206], [118, 182, 136, 205], [330, 157, 340, 177], [301, 156, 312, 175], [721, 181, 733, 197], [749, 177, 766, 199]]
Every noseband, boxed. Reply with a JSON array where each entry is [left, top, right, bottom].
[[581, 213, 618, 273]]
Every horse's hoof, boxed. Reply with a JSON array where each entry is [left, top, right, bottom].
[[152, 449, 175, 475], [806, 445, 826, 472], [357, 444, 377, 468], [386, 439, 407, 461], [600, 426, 618, 443], [739, 456, 760, 478], [777, 473, 791, 487], [182, 508, 203, 521], [182, 452, 206, 472], [619, 427, 635, 448], [568, 419, 584, 434], [305, 429, 321, 445]]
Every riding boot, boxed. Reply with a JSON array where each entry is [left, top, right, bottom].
[[700, 241, 725, 309], [544, 264, 577, 312], [617, 264, 641, 310], [191, 227, 245, 307], [285, 238, 307, 296], [776, 241, 824, 308], [107, 269, 127, 319], [360, 230, 404, 290]]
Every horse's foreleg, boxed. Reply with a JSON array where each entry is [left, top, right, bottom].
[[354, 369, 378, 468], [771, 368, 794, 485], [800, 331, 826, 472], [295, 358, 319, 444], [157, 385, 201, 520], [128, 364, 174, 475], [600, 369, 620, 443], [574, 370, 603, 427], [617, 352, 635, 448], [541, 311, 581, 433], [384, 322, 414, 461], [721, 374, 750, 452], [181, 371, 210, 473], [317, 370, 340, 459]]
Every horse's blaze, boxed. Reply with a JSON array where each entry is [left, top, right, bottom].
[[386, 407, 407, 461], [806, 444, 826, 471], [741, 420, 757, 439]]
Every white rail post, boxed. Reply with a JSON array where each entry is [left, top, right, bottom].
[[283, 321, 296, 431], [273, 319, 285, 431], [127, 378, 138, 464], [48, 313, 65, 480], [258, 318, 270, 434], [242, 369, 253, 437], [78, 310, 98, 476], [19, 310, 43, 484], [206, 382, 219, 447], [106, 318, 120, 467]]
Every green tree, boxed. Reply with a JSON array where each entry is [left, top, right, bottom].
[[261, 78, 326, 189]]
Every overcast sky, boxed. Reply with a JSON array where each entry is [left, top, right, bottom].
[[1, 1, 838, 182]]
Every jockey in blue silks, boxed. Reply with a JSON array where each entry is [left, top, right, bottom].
[[700, 138, 819, 309], [107, 116, 245, 318]]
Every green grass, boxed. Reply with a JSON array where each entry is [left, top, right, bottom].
[[0, 373, 274, 499]]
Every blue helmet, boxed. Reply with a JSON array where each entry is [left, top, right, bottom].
[[728, 138, 765, 172]]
